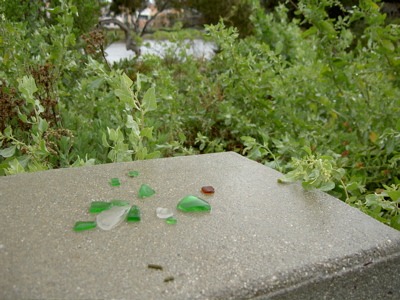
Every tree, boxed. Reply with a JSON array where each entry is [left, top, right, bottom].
[[108, 0, 255, 36]]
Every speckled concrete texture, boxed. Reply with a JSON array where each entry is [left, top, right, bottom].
[[1, 152, 399, 299]]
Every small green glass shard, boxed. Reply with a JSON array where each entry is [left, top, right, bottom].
[[109, 178, 121, 187], [165, 217, 177, 224], [89, 201, 113, 213], [138, 184, 155, 198], [73, 221, 97, 232], [127, 205, 141, 222], [177, 195, 211, 212], [128, 170, 139, 177], [111, 199, 130, 207]]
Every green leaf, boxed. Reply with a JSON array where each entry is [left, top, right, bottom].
[[302, 146, 312, 156], [387, 191, 400, 202], [136, 147, 148, 160], [278, 170, 300, 183], [107, 127, 117, 142], [136, 73, 142, 92], [0, 145, 16, 158], [146, 150, 161, 159], [178, 132, 186, 143], [18, 75, 37, 103], [5, 158, 25, 175], [101, 133, 110, 147], [38, 118, 48, 134], [319, 181, 335, 192], [381, 39, 395, 52], [301, 181, 314, 190], [141, 127, 153, 140], [18, 112, 28, 123], [302, 26, 318, 38], [142, 87, 157, 113], [3, 126, 12, 138], [65, 33, 76, 47], [114, 74, 135, 109], [390, 215, 400, 230], [345, 182, 359, 192], [126, 115, 140, 137], [318, 21, 336, 38]]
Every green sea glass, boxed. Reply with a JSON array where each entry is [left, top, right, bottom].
[[127, 205, 141, 222], [138, 184, 155, 198], [128, 170, 139, 177], [73, 221, 97, 232], [111, 199, 130, 207], [109, 178, 121, 187], [177, 195, 211, 212], [89, 201, 113, 213], [165, 217, 177, 224]]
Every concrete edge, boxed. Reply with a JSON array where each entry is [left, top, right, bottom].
[[251, 239, 400, 299]]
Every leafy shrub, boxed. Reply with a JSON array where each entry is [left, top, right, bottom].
[[0, 0, 399, 229]]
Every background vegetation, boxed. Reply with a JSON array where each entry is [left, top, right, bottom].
[[0, 0, 399, 230]]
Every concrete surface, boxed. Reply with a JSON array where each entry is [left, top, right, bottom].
[[0, 152, 399, 299]]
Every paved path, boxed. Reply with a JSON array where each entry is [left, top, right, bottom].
[[105, 39, 215, 63], [1, 153, 399, 299]]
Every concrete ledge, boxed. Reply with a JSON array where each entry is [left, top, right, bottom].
[[1, 152, 399, 299]]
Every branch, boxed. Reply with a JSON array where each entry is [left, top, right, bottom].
[[140, 0, 171, 37], [99, 18, 141, 56]]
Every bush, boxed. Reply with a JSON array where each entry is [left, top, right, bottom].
[[0, 0, 399, 229]]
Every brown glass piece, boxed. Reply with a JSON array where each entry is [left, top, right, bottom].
[[201, 186, 215, 194]]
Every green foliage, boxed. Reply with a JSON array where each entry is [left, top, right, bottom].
[[0, 0, 46, 26], [278, 147, 346, 192], [102, 73, 162, 161], [1, 0, 399, 230]]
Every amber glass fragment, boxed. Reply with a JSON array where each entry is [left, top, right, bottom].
[[201, 186, 215, 194]]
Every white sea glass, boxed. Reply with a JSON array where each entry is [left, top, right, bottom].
[[156, 207, 174, 219], [96, 206, 130, 230]]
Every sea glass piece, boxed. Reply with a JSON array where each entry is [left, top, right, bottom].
[[96, 206, 130, 230], [156, 207, 174, 219], [128, 170, 139, 177], [138, 184, 155, 198], [89, 201, 113, 213], [165, 217, 177, 224], [111, 199, 130, 207], [177, 195, 211, 212], [201, 186, 215, 194], [127, 205, 141, 222], [109, 178, 121, 187], [73, 221, 97, 232]]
